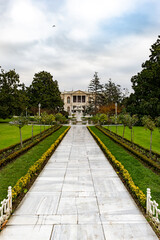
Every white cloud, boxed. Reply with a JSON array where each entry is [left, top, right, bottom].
[[0, 0, 160, 94]]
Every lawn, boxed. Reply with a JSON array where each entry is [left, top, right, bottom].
[[105, 125, 160, 154], [0, 126, 68, 202], [0, 123, 50, 149], [90, 126, 160, 206]]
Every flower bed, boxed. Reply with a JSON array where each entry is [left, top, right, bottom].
[[12, 126, 70, 202], [0, 126, 61, 169], [96, 126, 160, 174], [88, 126, 146, 208]]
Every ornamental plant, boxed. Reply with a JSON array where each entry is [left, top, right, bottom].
[[10, 115, 28, 148], [142, 116, 156, 156]]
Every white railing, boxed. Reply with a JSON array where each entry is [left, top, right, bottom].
[[0, 186, 12, 228], [146, 188, 160, 224]]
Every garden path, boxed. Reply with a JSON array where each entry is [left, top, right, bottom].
[[0, 126, 158, 239]]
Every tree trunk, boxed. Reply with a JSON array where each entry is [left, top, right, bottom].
[[116, 125, 117, 134], [19, 127, 23, 148], [150, 130, 153, 157]]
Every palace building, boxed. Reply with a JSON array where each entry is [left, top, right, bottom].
[[61, 90, 94, 118]]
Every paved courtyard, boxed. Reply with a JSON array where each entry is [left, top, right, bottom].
[[0, 126, 158, 239]]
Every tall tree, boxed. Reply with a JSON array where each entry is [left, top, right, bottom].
[[28, 71, 63, 113], [88, 72, 103, 114], [102, 79, 123, 105], [0, 67, 28, 118], [126, 36, 160, 118]]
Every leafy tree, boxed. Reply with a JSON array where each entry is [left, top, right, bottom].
[[88, 72, 103, 114], [99, 114, 108, 125], [142, 116, 156, 156], [55, 113, 66, 124], [119, 113, 130, 138], [125, 114, 138, 143], [0, 68, 28, 118], [28, 71, 63, 113], [102, 79, 123, 105], [126, 36, 160, 118], [10, 116, 28, 147]]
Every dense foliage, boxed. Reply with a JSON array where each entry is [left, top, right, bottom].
[[0, 68, 63, 118], [28, 71, 63, 114], [0, 68, 28, 118], [126, 36, 160, 118]]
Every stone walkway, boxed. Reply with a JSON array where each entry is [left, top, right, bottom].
[[0, 126, 158, 239]]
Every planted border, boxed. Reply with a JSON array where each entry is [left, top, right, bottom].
[[0, 126, 61, 169], [96, 126, 160, 174], [0, 125, 54, 154], [12, 126, 70, 202], [104, 126, 160, 159], [87, 126, 146, 208]]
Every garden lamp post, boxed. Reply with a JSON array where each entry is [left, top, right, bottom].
[[38, 103, 41, 117], [115, 102, 117, 123]]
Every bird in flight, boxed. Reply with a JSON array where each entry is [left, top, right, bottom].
[[52, 25, 56, 27]]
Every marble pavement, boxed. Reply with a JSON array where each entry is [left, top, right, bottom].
[[0, 126, 158, 239]]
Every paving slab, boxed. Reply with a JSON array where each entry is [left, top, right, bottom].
[[0, 126, 158, 240]]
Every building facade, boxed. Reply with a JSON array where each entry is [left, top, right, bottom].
[[61, 90, 93, 118]]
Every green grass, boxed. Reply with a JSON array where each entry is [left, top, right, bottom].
[[0, 123, 50, 149], [105, 125, 160, 154], [0, 126, 68, 201], [90, 126, 160, 206]]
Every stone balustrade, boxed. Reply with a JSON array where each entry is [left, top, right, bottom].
[[0, 186, 12, 228], [146, 188, 160, 225]]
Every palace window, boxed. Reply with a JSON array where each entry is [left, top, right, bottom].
[[67, 96, 70, 103], [78, 96, 81, 102], [82, 96, 86, 102], [73, 96, 76, 102], [67, 106, 70, 112]]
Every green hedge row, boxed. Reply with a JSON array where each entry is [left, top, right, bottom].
[[96, 126, 160, 173], [0, 126, 61, 169], [103, 126, 160, 160]]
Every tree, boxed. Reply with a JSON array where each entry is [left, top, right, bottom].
[[102, 79, 123, 105], [125, 114, 138, 143], [99, 114, 108, 125], [126, 36, 160, 118], [10, 116, 28, 147], [0, 68, 28, 118], [119, 113, 130, 138], [142, 116, 156, 156], [28, 71, 63, 113], [88, 72, 103, 114]]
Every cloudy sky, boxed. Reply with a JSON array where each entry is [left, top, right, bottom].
[[0, 0, 160, 93]]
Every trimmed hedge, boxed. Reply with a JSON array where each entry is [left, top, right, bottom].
[[12, 126, 70, 202], [0, 126, 61, 169], [88, 126, 146, 208], [103, 126, 160, 160], [97, 126, 160, 173]]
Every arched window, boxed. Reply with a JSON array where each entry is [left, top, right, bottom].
[[67, 106, 70, 113], [67, 96, 70, 103]]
